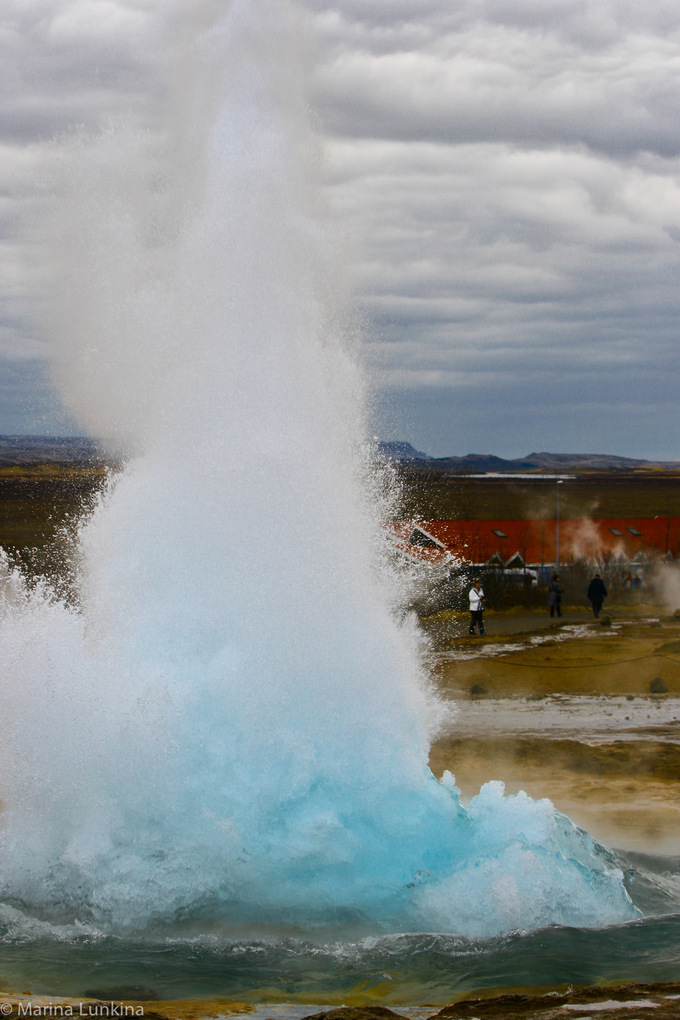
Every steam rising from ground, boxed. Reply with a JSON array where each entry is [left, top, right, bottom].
[[0, 0, 637, 938], [648, 561, 680, 615]]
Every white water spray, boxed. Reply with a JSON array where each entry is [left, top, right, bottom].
[[0, 0, 635, 936]]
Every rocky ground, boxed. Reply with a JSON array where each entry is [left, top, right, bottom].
[[424, 602, 680, 854], [4, 984, 680, 1020], [304, 986, 680, 1018]]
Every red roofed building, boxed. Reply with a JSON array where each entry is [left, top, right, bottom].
[[386, 517, 680, 569]]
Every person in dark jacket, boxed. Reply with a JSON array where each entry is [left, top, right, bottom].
[[548, 573, 562, 617], [587, 572, 608, 617]]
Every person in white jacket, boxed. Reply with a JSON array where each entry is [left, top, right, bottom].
[[469, 580, 486, 635]]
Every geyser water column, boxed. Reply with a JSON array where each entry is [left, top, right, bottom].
[[0, 0, 637, 936]]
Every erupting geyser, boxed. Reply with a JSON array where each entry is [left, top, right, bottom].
[[0, 0, 636, 938]]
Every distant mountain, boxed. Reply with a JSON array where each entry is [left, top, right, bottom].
[[2, 435, 678, 473], [380, 444, 680, 472], [377, 441, 431, 462], [0, 436, 104, 465]]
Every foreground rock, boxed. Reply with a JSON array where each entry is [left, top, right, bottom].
[[302, 982, 680, 1019], [430, 981, 680, 1019]]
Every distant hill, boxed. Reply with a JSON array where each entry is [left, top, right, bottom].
[[378, 444, 680, 473], [377, 441, 431, 462], [1, 436, 678, 473], [0, 436, 104, 466]]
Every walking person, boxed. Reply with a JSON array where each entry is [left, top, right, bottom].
[[469, 579, 486, 636], [548, 573, 562, 618], [587, 572, 607, 618]]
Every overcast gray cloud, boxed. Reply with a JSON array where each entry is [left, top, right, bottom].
[[1, 0, 679, 456], [301, 0, 680, 456]]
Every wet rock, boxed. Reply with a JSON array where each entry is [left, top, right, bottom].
[[302, 1009, 406, 1020], [650, 676, 669, 693], [430, 980, 680, 1019], [470, 683, 488, 696]]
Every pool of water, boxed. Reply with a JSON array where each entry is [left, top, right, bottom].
[[0, 847, 678, 1006]]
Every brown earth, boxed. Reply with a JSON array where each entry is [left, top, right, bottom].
[[425, 607, 680, 852], [395, 465, 680, 521], [429, 981, 680, 1019], [302, 984, 680, 1018], [6, 987, 680, 1020]]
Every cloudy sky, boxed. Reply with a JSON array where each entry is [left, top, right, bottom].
[[1, 0, 680, 457]]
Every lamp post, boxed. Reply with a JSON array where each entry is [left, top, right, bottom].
[[556, 480, 563, 569]]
